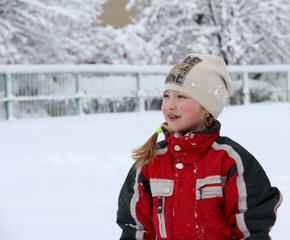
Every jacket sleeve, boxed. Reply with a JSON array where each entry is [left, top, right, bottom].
[[117, 163, 156, 240], [223, 142, 282, 240]]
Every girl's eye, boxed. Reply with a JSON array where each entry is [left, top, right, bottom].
[[163, 94, 169, 98], [178, 94, 186, 98]]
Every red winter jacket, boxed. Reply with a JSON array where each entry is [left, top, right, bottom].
[[117, 121, 282, 240]]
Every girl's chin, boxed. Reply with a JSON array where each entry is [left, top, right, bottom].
[[168, 126, 183, 133], [168, 125, 193, 134]]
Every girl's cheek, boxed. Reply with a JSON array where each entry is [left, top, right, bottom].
[[161, 102, 166, 112], [179, 103, 193, 114], [161, 103, 167, 117]]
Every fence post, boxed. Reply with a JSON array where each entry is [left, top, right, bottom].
[[243, 71, 250, 105], [75, 72, 81, 115], [3, 73, 12, 120], [287, 71, 290, 103], [136, 72, 145, 111]]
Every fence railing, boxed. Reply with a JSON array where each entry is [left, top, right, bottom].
[[0, 64, 289, 120]]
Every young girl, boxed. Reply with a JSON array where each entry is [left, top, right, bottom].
[[117, 54, 282, 240]]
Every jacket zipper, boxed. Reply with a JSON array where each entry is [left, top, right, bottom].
[[158, 197, 167, 238]]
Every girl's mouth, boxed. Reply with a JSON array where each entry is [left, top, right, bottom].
[[168, 114, 180, 120]]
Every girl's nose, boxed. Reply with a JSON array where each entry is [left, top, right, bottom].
[[167, 99, 176, 110], [169, 104, 175, 110]]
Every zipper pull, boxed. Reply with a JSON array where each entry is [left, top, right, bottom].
[[199, 188, 203, 201], [158, 198, 163, 214]]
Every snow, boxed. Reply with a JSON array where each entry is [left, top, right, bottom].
[[0, 103, 289, 239], [1, 1, 290, 65]]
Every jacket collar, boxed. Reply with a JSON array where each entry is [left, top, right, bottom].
[[164, 121, 221, 164]]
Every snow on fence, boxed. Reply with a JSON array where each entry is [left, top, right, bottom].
[[0, 64, 289, 120]]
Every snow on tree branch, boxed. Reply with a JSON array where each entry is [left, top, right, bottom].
[[0, 0, 289, 64]]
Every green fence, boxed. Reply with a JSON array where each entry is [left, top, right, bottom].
[[0, 64, 289, 120]]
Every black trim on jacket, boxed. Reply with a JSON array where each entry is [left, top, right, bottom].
[[117, 164, 138, 240], [215, 136, 281, 239]]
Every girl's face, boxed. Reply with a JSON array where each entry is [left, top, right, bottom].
[[162, 90, 209, 134]]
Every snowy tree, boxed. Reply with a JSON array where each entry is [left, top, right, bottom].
[[0, 0, 106, 64], [209, 0, 290, 64], [1, 0, 289, 65], [122, 0, 219, 65], [121, 0, 290, 65], [88, 25, 149, 65], [88, 20, 154, 65]]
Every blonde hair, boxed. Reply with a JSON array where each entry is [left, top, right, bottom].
[[132, 115, 215, 168]]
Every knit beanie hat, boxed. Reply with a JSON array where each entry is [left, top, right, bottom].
[[163, 54, 234, 119]]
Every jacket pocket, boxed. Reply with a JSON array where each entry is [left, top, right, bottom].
[[196, 185, 224, 200], [196, 176, 226, 201], [150, 178, 174, 239]]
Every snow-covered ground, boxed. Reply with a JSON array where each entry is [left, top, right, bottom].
[[0, 103, 289, 240]]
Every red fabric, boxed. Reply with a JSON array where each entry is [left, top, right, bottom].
[[118, 122, 281, 239], [137, 130, 237, 240]]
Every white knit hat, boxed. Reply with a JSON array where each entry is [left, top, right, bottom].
[[163, 54, 234, 119]]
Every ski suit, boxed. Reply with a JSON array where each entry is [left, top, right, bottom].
[[117, 121, 282, 240]]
